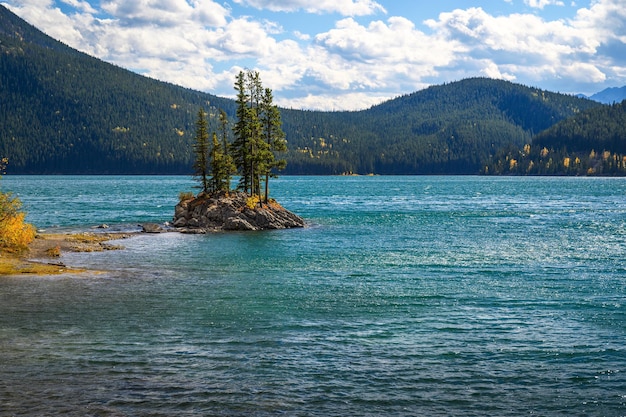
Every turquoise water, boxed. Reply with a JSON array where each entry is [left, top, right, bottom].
[[1, 176, 626, 416]]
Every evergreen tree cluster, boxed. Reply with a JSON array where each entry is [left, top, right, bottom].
[[484, 100, 626, 175], [192, 108, 236, 195], [192, 71, 285, 201], [232, 71, 286, 200]]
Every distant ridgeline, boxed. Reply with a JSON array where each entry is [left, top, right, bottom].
[[2, 5, 622, 175]]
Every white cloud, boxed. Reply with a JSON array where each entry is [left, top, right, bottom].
[[233, 0, 386, 16], [190, 0, 230, 26], [3, 0, 88, 47], [427, 7, 589, 55], [60, 0, 96, 14], [560, 62, 607, 82], [524, 0, 565, 8], [293, 30, 310, 40], [313, 17, 459, 87], [480, 61, 516, 81], [213, 18, 280, 57], [425, 6, 609, 89], [573, 0, 626, 42], [283, 91, 393, 111], [100, 0, 228, 27]]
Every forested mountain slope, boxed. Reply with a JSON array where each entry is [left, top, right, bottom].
[[0, 5, 234, 174], [0, 5, 603, 175], [483, 100, 626, 175], [484, 100, 626, 176], [283, 78, 600, 174]]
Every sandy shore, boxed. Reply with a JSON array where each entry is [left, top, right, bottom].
[[0, 232, 133, 276]]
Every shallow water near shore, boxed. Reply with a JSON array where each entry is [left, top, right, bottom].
[[2, 175, 626, 416]]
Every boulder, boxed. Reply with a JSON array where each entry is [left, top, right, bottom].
[[141, 223, 165, 233], [224, 216, 257, 231], [173, 191, 305, 232]]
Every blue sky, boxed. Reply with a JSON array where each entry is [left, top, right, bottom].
[[3, 0, 625, 110]]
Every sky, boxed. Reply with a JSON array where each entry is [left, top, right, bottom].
[[2, 0, 626, 110]]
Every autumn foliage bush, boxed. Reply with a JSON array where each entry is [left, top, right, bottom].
[[0, 194, 35, 252], [0, 159, 36, 252]]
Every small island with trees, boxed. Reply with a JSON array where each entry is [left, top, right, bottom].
[[172, 71, 305, 232]]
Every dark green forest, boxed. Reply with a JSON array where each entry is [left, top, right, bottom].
[[0, 5, 614, 175]]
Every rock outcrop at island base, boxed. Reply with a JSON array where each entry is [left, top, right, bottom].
[[172, 191, 305, 232]]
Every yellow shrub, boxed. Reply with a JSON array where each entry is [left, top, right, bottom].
[[246, 195, 261, 209], [0, 212, 36, 252]]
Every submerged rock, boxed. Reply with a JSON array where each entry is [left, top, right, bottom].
[[173, 191, 305, 232]]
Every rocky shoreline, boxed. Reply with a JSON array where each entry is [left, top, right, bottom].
[[2, 193, 304, 276], [172, 191, 305, 232]]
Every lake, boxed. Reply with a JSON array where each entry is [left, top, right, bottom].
[[1, 175, 625, 416]]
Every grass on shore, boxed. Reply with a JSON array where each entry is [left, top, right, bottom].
[[0, 232, 129, 276], [0, 251, 85, 275]]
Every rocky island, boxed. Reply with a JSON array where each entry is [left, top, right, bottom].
[[169, 71, 305, 233], [173, 191, 305, 232]]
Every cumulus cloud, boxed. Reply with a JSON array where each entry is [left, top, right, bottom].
[[480, 61, 516, 81], [285, 91, 393, 111], [233, 0, 386, 16], [100, 0, 229, 27], [2, 0, 626, 109], [426, 6, 594, 56], [318, 17, 425, 62], [424, 6, 610, 88], [313, 17, 459, 89], [573, 0, 626, 41]]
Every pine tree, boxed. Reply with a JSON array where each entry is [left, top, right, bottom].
[[217, 109, 233, 191], [209, 132, 236, 193], [246, 70, 265, 198], [192, 108, 210, 194], [260, 87, 287, 202], [231, 71, 287, 199], [232, 72, 252, 194]]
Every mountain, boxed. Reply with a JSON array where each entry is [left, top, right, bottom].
[[0, 5, 603, 175], [0, 5, 235, 174], [589, 86, 626, 104], [483, 100, 626, 175], [286, 78, 600, 174]]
